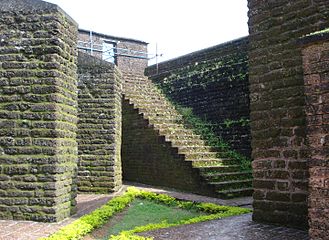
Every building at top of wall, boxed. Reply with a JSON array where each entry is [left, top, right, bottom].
[[78, 29, 148, 75]]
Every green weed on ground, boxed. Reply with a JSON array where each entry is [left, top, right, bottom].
[[105, 198, 204, 238], [40, 187, 251, 240]]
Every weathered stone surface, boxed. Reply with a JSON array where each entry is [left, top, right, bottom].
[[77, 52, 122, 193], [146, 38, 251, 158], [0, 0, 78, 222], [248, 0, 329, 231], [140, 213, 309, 240], [301, 32, 329, 240], [0, 0, 57, 12]]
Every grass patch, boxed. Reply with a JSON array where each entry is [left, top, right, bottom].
[[41, 187, 251, 240], [104, 199, 204, 238]]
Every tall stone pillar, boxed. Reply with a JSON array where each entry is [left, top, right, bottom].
[[0, 0, 78, 222], [248, 0, 329, 229], [300, 31, 329, 240], [77, 52, 122, 193]]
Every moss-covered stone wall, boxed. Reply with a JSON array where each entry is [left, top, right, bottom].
[[0, 0, 78, 222], [122, 100, 214, 196], [77, 52, 122, 193], [248, 0, 329, 229], [145, 38, 251, 158]]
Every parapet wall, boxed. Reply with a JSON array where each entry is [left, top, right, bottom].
[[145, 37, 251, 158], [0, 0, 78, 222], [77, 52, 122, 193], [248, 0, 329, 230]]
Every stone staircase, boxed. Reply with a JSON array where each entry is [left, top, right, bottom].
[[122, 73, 253, 198]]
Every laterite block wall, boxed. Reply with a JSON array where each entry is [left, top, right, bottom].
[[300, 32, 329, 239], [117, 41, 148, 75], [0, 0, 78, 222], [122, 100, 214, 196], [248, 0, 329, 229], [146, 38, 251, 158], [77, 52, 122, 193]]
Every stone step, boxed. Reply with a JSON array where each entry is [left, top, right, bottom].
[[152, 122, 189, 130], [124, 82, 161, 91], [127, 98, 171, 108], [164, 134, 203, 142], [216, 187, 254, 199], [136, 107, 179, 118], [125, 89, 161, 96], [124, 84, 159, 90], [123, 77, 150, 83], [124, 80, 150, 85], [197, 165, 241, 173], [124, 93, 164, 101], [142, 112, 183, 121], [133, 103, 177, 113], [158, 127, 196, 137], [177, 145, 215, 153], [148, 118, 185, 125], [156, 126, 202, 137], [210, 179, 253, 191], [202, 171, 252, 182], [127, 98, 174, 108], [124, 78, 154, 83], [187, 158, 237, 167], [124, 82, 150, 87], [170, 139, 207, 147], [124, 80, 151, 84], [133, 102, 177, 111], [184, 151, 219, 160]]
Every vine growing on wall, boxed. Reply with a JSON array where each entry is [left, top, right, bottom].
[[223, 118, 250, 128], [153, 53, 248, 96], [175, 106, 251, 171]]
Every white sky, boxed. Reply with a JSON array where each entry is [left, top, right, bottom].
[[45, 0, 249, 65]]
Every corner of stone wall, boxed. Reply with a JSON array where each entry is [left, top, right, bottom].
[[77, 52, 122, 193], [0, 0, 78, 222], [300, 30, 329, 240]]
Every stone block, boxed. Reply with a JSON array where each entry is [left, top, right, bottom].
[[77, 52, 122, 193], [0, 0, 78, 222]]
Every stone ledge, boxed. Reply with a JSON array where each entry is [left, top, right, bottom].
[[78, 51, 116, 71], [298, 28, 329, 46]]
